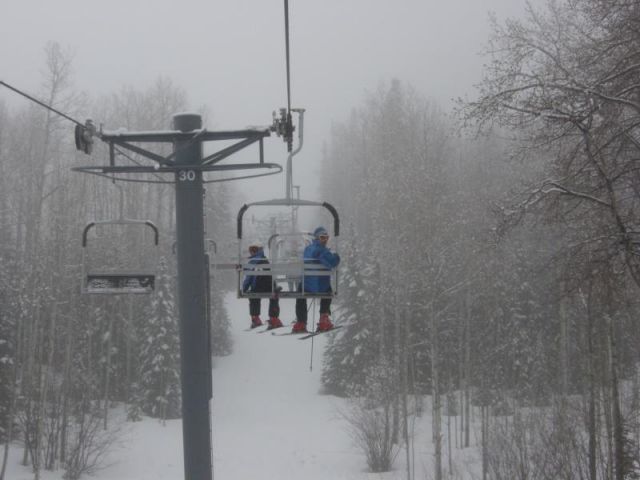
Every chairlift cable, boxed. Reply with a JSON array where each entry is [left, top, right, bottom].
[[0, 80, 173, 183], [0, 80, 204, 165], [284, 0, 292, 115], [283, 0, 293, 151], [0, 80, 85, 127]]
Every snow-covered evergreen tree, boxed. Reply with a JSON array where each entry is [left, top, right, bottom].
[[137, 258, 181, 420], [322, 231, 380, 396]]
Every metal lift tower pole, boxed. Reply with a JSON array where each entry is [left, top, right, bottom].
[[173, 113, 213, 480]]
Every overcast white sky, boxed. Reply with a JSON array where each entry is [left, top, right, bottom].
[[1, 0, 536, 203]]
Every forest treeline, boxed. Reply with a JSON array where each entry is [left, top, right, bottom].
[[0, 43, 233, 480], [320, 1, 640, 479]]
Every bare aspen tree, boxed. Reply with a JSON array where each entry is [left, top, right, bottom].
[[559, 286, 569, 397], [463, 0, 640, 290], [40, 301, 58, 472], [605, 307, 625, 480], [103, 314, 113, 430], [463, 292, 471, 448], [635, 365, 640, 470], [400, 305, 411, 480], [481, 404, 488, 480], [445, 386, 453, 474], [392, 292, 401, 447], [586, 285, 598, 480], [430, 303, 442, 480], [59, 305, 74, 464]]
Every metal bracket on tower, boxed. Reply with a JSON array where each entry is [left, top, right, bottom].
[[271, 108, 295, 151], [74, 119, 97, 155]]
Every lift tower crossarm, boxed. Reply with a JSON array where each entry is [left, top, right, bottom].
[[98, 128, 272, 168], [99, 127, 271, 143]]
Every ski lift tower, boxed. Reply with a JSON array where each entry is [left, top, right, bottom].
[[73, 112, 282, 480]]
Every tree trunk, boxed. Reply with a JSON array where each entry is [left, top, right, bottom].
[[60, 305, 74, 464], [103, 315, 113, 430], [125, 298, 133, 404], [392, 294, 400, 446], [446, 388, 452, 474], [560, 292, 569, 396], [635, 365, 640, 469], [602, 345, 614, 480], [34, 306, 46, 480], [430, 305, 442, 480], [42, 302, 58, 471], [0, 362, 16, 480], [481, 405, 488, 480], [464, 294, 471, 448], [606, 314, 625, 480], [459, 301, 465, 450], [400, 306, 411, 480], [587, 289, 597, 480]]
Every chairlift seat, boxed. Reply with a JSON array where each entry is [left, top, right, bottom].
[[85, 273, 155, 294]]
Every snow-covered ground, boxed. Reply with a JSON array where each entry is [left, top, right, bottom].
[[210, 294, 363, 480], [5, 293, 481, 480]]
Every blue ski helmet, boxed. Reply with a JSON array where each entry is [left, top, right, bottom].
[[313, 226, 328, 238]]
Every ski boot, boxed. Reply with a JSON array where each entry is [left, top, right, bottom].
[[267, 317, 284, 330], [291, 321, 308, 334], [316, 314, 334, 332], [250, 315, 263, 329]]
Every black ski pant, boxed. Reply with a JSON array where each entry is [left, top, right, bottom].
[[249, 298, 280, 318], [295, 298, 331, 324]]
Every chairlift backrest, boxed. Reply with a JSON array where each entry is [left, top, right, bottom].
[[267, 231, 313, 262]]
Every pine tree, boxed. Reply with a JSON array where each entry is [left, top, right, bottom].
[[137, 258, 181, 420], [322, 232, 381, 396]]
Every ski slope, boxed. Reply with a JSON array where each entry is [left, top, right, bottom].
[[6, 292, 485, 480], [210, 293, 363, 479], [5, 293, 376, 480]]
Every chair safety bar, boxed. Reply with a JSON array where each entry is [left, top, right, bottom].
[[236, 260, 338, 299], [82, 220, 159, 247], [237, 199, 339, 239]]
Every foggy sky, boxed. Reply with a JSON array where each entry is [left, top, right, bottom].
[[1, 0, 535, 202]]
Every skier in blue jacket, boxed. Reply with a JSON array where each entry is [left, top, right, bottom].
[[242, 241, 282, 329], [292, 226, 340, 333]]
